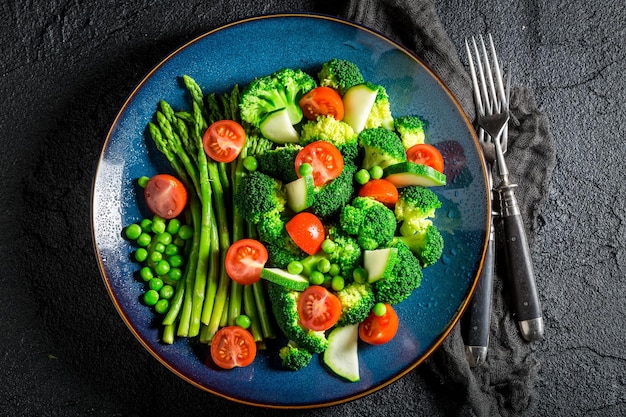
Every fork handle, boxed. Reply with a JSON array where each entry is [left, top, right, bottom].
[[464, 222, 495, 366], [499, 185, 544, 342]]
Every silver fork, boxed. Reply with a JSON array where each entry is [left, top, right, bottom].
[[467, 34, 544, 342]]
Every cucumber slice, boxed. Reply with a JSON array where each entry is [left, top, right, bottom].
[[363, 247, 399, 283], [260, 267, 310, 291], [342, 83, 378, 133], [259, 108, 300, 143], [383, 161, 447, 187], [323, 324, 360, 382], [285, 175, 315, 212]]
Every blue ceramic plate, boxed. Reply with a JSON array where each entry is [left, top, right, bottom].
[[92, 14, 489, 408]]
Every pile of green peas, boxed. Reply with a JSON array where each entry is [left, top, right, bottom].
[[124, 214, 193, 315]]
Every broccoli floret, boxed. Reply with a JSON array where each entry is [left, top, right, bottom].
[[394, 185, 442, 236], [267, 282, 329, 353], [336, 282, 376, 327], [310, 163, 357, 219], [358, 127, 406, 170], [240, 68, 316, 127], [264, 228, 307, 269], [398, 223, 444, 267], [317, 58, 365, 95], [340, 196, 397, 250], [300, 116, 359, 163], [394, 115, 426, 149], [373, 239, 423, 305], [279, 341, 313, 371], [234, 171, 286, 241], [326, 225, 363, 281], [255, 144, 302, 183], [364, 83, 394, 130]]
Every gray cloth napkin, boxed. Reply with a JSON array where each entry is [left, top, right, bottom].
[[340, 1, 556, 416]]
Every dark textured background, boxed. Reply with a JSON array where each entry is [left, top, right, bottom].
[[2, 1, 625, 416]]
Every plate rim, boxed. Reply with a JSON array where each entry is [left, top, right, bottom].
[[91, 12, 490, 409]]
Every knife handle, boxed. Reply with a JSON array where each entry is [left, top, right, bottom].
[[464, 225, 495, 366], [499, 185, 544, 341]]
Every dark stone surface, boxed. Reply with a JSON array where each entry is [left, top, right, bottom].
[[2, 1, 624, 416]]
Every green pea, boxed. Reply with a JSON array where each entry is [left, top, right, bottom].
[[168, 254, 184, 268], [354, 169, 370, 185], [235, 314, 252, 329], [149, 277, 164, 291], [125, 223, 142, 240], [309, 271, 325, 285], [157, 232, 172, 245], [243, 156, 258, 172], [143, 290, 159, 306], [373, 302, 387, 316], [164, 243, 179, 257], [138, 176, 151, 188], [136, 232, 152, 247], [154, 299, 170, 314], [353, 267, 369, 284], [134, 248, 148, 263], [178, 225, 193, 240], [316, 258, 331, 274], [298, 163, 313, 177], [139, 218, 153, 233], [287, 261, 304, 275], [159, 284, 174, 300], [328, 263, 341, 277], [166, 218, 181, 235], [151, 216, 166, 234], [173, 237, 186, 247], [321, 239, 336, 254], [154, 260, 171, 276], [153, 243, 166, 254], [139, 266, 153, 282], [149, 251, 162, 263], [369, 165, 383, 180], [331, 276, 345, 291], [168, 267, 182, 281]]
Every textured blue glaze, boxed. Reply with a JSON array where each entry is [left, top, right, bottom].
[[92, 14, 488, 408]]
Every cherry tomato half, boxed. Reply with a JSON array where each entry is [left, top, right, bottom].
[[358, 179, 399, 207], [295, 141, 344, 187], [210, 326, 257, 369], [406, 143, 445, 173], [144, 174, 188, 219], [297, 285, 342, 331], [359, 303, 399, 345], [225, 239, 268, 285], [299, 86, 345, 121], [202, 120, 246, 163], [285, 212, 325, 255]]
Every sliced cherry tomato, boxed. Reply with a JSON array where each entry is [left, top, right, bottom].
[[406, 143, 445, 173], [358, 179, 399, 207], [225, 239, 268, 285], [144, 174, 188, 219], [297, 285, 342, 331], [210, 326, 257, 369], [285, 212, 325, 255], [202, 120, 246, 163], [359, 303, 399, 345], [295, 141, 344, 187], [299, 86, 344, 121]]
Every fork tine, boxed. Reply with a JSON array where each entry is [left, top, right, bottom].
[[488, 34, 508, 109], [465, 38, 485, 119], [472, 37, 492, 116], [478, 35, 499, 114]]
